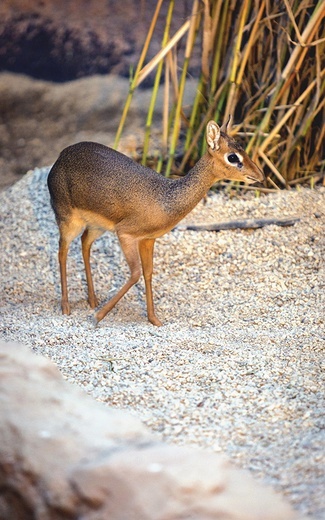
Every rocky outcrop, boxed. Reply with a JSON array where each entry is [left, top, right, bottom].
[[0, 0, 191, 82], [0, 1, 197, 190], [0, 72, 197, 190], [0, 73, 137, 187], [0, 0, 142, 81], [0, 341, 302, 519]]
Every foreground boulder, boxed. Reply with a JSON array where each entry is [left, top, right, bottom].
[[0, 341, 301, 519]]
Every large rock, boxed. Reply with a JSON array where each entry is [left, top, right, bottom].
[[0, 72, 197, 190], [0, 1, 201, 191], [0, 72, 141, 187], [0, 0, 193, 82], [0, 341, 302, 519]]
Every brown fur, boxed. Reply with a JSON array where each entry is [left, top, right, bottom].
[[47, 121, 264, 326]]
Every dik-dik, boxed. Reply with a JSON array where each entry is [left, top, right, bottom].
[[48, 121, 264, 326]]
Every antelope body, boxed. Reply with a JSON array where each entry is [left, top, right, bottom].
[[47, 121, 264, 326]]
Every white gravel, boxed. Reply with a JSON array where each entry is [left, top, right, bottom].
[[0, 166, 324, 519]]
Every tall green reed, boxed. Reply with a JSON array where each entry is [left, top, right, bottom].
[[114, 0, 325, 188]]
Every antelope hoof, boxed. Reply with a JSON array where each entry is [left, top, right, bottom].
[[61, 302, 70, 315], [88, 295, 99, 309], [149, 315, 163, 327], [94, 309, 105, 324]]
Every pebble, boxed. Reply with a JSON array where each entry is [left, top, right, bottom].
[[0, 168, 324, 519]]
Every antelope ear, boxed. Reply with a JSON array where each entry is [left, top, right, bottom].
[[206, 121, 221, 151]]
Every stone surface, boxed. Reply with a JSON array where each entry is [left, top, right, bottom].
[[0, 340, 301, 520], [0, 1, 198, 190], [0, 71, 197, 190], [0, 72, 141, 188], [0, 0, 193, 82]]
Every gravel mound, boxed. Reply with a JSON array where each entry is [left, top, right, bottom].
[[0, 167, 324, 519]]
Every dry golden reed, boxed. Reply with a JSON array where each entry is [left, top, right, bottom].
[[115, 0, 325, 189]]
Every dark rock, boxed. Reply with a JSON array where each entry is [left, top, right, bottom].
[[0, 0, 191, 83]]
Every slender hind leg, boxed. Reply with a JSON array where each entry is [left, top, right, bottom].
[[139, 238, 162, 326], [58, 219, 84, 315], [95, 234, 141, 324], [81, 228, 104, 308], [58, 236, 71, 315]]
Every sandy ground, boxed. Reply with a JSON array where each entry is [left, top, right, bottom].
[[0, 167, 324, 519]]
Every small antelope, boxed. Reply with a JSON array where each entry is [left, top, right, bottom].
[[48, 121, 264, 326]]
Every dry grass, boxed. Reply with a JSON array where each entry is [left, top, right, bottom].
[[114, 0, 325, 189]]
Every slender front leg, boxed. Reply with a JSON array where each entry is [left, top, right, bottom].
[[139, 238, 162, 326], [95, 234, 141, 324], [81, 228, 104, 308]]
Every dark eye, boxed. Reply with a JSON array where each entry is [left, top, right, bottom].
[[227, 153, 239, 163]]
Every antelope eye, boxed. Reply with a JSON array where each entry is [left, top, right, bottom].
[[227, 153, 240, 163]]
